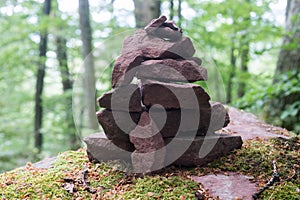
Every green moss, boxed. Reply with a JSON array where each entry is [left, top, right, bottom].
[[0, 136, 299, 200], [119, 175, 199, 199]]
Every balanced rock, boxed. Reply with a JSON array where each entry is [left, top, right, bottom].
[[149, 108, 211, 137], [96, 109, 140, 151], [142, 80, 210, 109], [136, 59, 207, 82], [112, 50, 143, 88], [208, 102, 230, 133], [145, 16, 182, 41], [164, 134, 243, 167], [130, 112, 165, 172], [85, 16, 241, 173], [97, 84, 142, 112], [84, 133, 131, 163], [122, 29, 195, 59]]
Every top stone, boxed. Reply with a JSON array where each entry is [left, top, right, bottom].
[[145, 16, 183, 42], [122, 29, 195, 59]]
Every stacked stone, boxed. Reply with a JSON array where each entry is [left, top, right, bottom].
[[84, 16, 242, 172]]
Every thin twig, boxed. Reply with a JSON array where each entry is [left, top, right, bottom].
[[81, 168, 96, 193], [82, 168, 89, 187], [253, 160, 280, 199]]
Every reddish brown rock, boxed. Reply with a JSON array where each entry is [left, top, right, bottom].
[[129, 112, 165, 173], [122, 29, 195, 59], [112, 50, 143, 88], [142, 80, 210, 109], [97, 84, 142, 112], [208, 102, 230, 133], [192, 172, 258, 200], [129, 112, 164, 152], [145, 16, 182, 41], [84, 133, 131, 163], [136, 59, 207, 82], [96, 109, 141, 151], [144, 15, 167, 34], [149, 108, 211, 137], [164, 134, 243, 167], [151, 26, 182, 42]]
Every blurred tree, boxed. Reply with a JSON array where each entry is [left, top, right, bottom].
[[184, 0, 281, 103], [53, 0, 79, 149], [133, 0, 161, 28], [266, 0, 300, 131], [34, 0, 52, 153], [79, 0, 98, 131]]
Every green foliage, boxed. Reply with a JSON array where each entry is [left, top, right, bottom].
[[236, 71, 300, 133]]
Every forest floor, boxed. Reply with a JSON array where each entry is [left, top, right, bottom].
[[0, 107, 299, 200]]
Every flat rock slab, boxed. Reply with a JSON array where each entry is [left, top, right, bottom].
[[192, 172, 258, 200], [122, 29, 195, 59], [97, 84, 142, 112], [142, 80, 210, 109], [112, 50, 143, 88], [97, 109, 140, 151], [221, 106, 289, 140], [164, 134, 242, 167], [84, 133, 131, 163], [136, 59, 207, 82], [150, 108, 211, 137]]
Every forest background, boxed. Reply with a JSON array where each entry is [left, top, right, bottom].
[[1, 0, 299, 172]]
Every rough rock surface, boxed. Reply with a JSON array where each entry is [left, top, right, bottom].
[[149, 108, 211, 137], [221, 106, 289, 140], [192, 172, 258, 200], [164, 134, 243, 167], [136, 59, 207, 82], [129, 112, 164, 152], [142, 80, 210, 109], [122, 29, 195, 59], [129, 112, 165, 173], [111, 50, 143, 88], [96, 109, 140, 151], [145, 16, 182, 41], [84, 133, 131, 163], [97, 84, 142, 112], [207, 102, 230, 133]]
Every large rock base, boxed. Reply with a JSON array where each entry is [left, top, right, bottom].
[[164, 134, 243, 167], [84, 133, 132, 163], [84, 133, 242, 170]]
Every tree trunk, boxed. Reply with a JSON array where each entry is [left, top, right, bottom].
[[34, 0, 51, 153], [237, 37, 250, 98], [275, 0, 300, 74], [55, 36, 79, 149], [169, 0, 174, 20], [177, 0, 182, 27], [226, 39, 237, 104], [266, 0, 300, 130], [53, 0, 79, 149], [79, 0, 98, 131], [133, 0, 161, 28]]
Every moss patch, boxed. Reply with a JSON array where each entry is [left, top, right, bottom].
[[0, 136, 299, 200]]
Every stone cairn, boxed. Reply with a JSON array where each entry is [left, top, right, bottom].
[[84, 16, 243, 173]]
